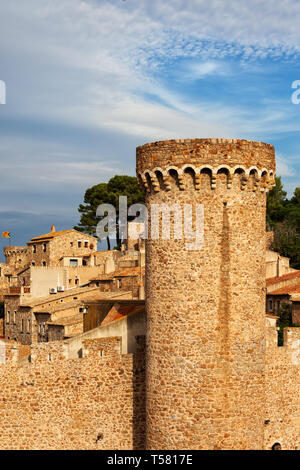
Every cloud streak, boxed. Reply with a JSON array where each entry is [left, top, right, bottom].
[[0, 0, 300, 250]]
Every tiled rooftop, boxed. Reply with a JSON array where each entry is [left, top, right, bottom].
[[266, 270, 300, 286], [28, 230, 73, 244], [101, 301, 145, 326], [269, 283, 300, 296]]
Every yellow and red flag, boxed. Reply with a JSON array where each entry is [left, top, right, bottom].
[[2, 232, 10, 238]]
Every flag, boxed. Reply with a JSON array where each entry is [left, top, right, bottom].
[[2, 232, 10, 238]]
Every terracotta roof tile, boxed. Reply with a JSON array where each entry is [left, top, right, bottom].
[[28, 230, 73, 244], [101, 302, 145, 326], [266, 270, 300, 286], [266, 314, 279, 319], [90, 266, 145, 282], [28, 229, 97, 244], [113, 266, 145, 277], [268, 283, 300, 296]]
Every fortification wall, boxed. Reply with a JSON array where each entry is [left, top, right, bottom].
[[0, 322, 299, 449], [3, 246, 29, 269], [264, 321, 300, 450], [0, 336, 146, 450]]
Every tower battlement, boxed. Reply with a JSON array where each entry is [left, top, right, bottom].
[[137, 139, 275, 193]]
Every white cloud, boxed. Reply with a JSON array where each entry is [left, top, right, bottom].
[[276, 156, 295, 177], [0, 0, 299, 153], [1, 0, 300, 237]]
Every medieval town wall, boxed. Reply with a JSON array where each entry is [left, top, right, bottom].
[[3, 246, 30, 269], [0, 322, 298, 449], [0, 336, 146, 450], [264, 319, 300, 450]]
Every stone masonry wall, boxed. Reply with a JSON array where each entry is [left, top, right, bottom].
[[48, 231, 97, 266], [137, 138, 276, 450], [0, 336, 146, 450], [264, 322, 300, 449], [26, 231, 97, 267], [3, 247, 30, 269], [0, 322, 298, 449]]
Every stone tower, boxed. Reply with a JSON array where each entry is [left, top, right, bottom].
[[136, 138, 276, 450]]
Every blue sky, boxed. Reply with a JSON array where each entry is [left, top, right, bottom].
[[0, 0, 300, 259]]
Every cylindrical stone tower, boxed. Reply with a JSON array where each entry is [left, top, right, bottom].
[[136, 138, 276, 450]]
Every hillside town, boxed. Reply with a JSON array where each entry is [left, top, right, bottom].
[[0, 223, 145, 349], [0, 224, 298, 349]]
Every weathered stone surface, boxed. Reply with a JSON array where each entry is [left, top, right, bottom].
[[137, 138, 276, 450]]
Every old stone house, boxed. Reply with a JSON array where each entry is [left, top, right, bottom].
[[4, 286, 99, 344], [88, 266, 145, 299], [3, 226, 98, 269]]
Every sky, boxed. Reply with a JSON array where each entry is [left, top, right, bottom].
[[0, 0, 300, 258]]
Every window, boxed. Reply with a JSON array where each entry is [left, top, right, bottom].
[[84, 241, 88, 248], [272, 442, 282, 451], [13, 311, 16, 324], [27, 318, 31, 333], [70, 259, 78, 267], [75, 279, 79, 286], [78, 241, 82, 248], [32, 245, 36, 253], [6, 310, 10, 323], [32, 262, 35, 266], [21, 319, 24, 333], [70, 242, 73, 247], [42, 261, 46, 267], [43, 243, 47, 252], [269, 299, 273, 312]]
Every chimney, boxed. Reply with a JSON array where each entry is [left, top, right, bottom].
[[51, 225, 56, 233]]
